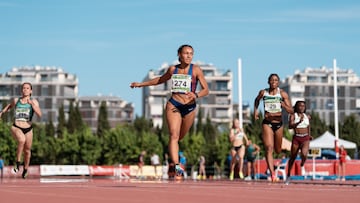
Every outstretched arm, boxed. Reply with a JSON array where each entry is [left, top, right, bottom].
[[130, 66, 173, 88]]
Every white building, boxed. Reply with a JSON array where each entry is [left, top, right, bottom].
[[281, 66, 360, 124], [0, 66, 134, 133], [78, 95, 133, 132]]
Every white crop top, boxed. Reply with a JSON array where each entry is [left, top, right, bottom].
[[294, 113, 309, 128], [233, 129, 245, 140]]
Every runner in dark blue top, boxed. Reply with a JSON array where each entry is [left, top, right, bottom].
[[130, 44, 209, 179]]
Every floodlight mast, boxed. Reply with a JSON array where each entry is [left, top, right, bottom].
[[238, 58, 243, 129]]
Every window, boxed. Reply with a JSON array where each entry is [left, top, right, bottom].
[[41, 86, 49, 96], [40, 74, 48, 82], [215, 95, 229, 105], [310, 100, 317, 109], [82, 101, 91, 108], [215, 81, 228, 91], [45, 98, 52, 109], [326, 99, 333, 110], [215, 108, 228, 118]]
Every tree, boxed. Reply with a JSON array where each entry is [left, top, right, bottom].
[[45, 119, 55, 137], [97, 101, 110, 137], [133, 116, 153, 133], [341, 114, 360, 148], [56, 131, 81, 164], [0, 122, 16, 165], [180, 132, 206, 166], [74, 102, 85, 130], [78, 128, 102, 164], [196, 106, 203, 134], [67, 102, 76, 134], [203, 113, 217, 143], [67, 101, 85, 134], [57, 104, 66, 138], [102, 125, 138, 165], [309, 111, 328, 138]]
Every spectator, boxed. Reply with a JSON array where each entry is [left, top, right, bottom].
[[339, 145, 347, 181], [150, 153, 161, 179], [136, 151, 146, 178], [0, 156, 4, 180], [179, 151, 187, 178], [245, 140, 260, 180], [198, 155, 206, 180]]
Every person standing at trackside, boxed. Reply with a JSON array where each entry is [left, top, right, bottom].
[[229, 118, 249, 180], [150, 153, 161, 179], [286, 100, 311, 184], [0, 156, 4, 180], [179, 151, 188, 178], [245, 139, 260, 180], [198, 155, 206, 180], [130, 44, 209, 179], [339, 145, 347, 181], [253, 73, 293, 182], [0, 82, 42, 179], [136, 150, 146, 178]]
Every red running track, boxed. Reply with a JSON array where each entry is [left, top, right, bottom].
[[0, 178, 359, 203]]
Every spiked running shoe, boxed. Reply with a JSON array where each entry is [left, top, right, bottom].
[[175, 164, 184, 176], [13, 161, 20, 173], [239, 172, 244, 179], [22, 169, 28, 179], [229, 171, 234, 180], [271, 175, 280, 183], [285, 177, 290, 185]]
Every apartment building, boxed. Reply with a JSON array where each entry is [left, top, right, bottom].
[[78, 95, 134, 132], [0, 66, 134, 133], [232, 101, 252, 125], [141, 61, 233, 128], [281, 66, 360, 124]]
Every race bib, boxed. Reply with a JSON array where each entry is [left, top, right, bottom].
[[15, 107, 31, 121], [264, 102, 281, 113], [171, 74, 191, 93]]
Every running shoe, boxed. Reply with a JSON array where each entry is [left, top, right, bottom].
[[271, 175, 279, 182], [229, 171, 234, 180], [285, 177, 290, 185], [239, 172, 244, 179], [175, 164, 184, 176], [244, 176, 252, 181], [22, 169, 28, 179], [301, 166, 306, 176], [13, 161, 20, 173]]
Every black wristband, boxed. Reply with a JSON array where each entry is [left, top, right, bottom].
[[195, 93, 199, 98]]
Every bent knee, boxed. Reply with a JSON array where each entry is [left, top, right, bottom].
[[265, 145, 274, 153], [169, 133, 180, 141]]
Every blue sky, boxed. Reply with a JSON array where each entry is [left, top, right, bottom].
[[1, 0, 360, 116]]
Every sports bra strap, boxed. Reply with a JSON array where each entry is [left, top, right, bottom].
[[174, 64, 193, 75]]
